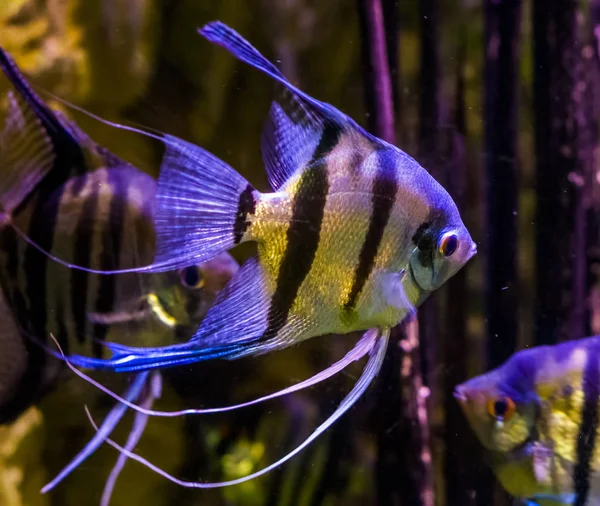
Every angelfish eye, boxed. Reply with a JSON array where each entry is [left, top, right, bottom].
[[487, 396, 516, 422], [179, 266, 204, 289], [438, 231, 459, 257]]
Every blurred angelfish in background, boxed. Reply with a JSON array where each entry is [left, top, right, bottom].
[[455, 337, 600, 506], [0, 47, 238, 505]]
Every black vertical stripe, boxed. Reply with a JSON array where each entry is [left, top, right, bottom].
[[261, 124, 340, 342], [24, 185, 66, 362], [1, 226, 20, 307], [92, 169, 125, 357], [233, 184, 256, 244], [573, 352, 600, 506], [344, 149, 398, 312], [71, 179, 100, 343], [20, 67, 87, 345], [0, 51, 87, 421], [16, 178, 70, 423]]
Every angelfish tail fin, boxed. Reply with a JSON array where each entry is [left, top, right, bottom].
[[150, 134, 260, 272]]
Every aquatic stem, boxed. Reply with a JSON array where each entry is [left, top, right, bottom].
[[442, 31, 480, 506], [357, 0, 396, 144], [358, 1, 434, 506], [483, 0, 523, 504], [533, 0, 580, 345]]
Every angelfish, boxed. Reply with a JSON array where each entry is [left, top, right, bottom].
[[0, 47, 238, 505], [68, 21, 476, 373], [455, 337, 600, 506], [48, 21, 476, 490]]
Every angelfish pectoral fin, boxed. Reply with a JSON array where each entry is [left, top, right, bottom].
[[80, 327, 390, 489], [380, 269, 416, 316], [41, 371, 150, 494]]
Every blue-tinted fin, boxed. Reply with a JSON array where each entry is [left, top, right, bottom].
[[148, 135, 258, 272], [198, 22, 350, 128], [61, 329, 378, 419], [261, 96, 326, 191], [0, 45, 85, 217], [0, 89, 54, 215], [0, 47, 66, 140], [12, 131, 258, 276], [100, 372, 162, 506], [528, 494, 576, 505], [83, 327, 390, 488], [41, 372, 149, 493], [198, 22, 382, 190], [67, 256, 284, 372]]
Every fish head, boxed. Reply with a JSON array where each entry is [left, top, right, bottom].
[[408, 186, 477, 293], [150, 252, 239, 338], [454, 352, 540, 455]]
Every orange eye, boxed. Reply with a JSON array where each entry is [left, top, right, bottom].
[[438, 232, 459, 257], [487, 396, 516, 421]]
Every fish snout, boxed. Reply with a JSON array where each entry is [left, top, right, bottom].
[[468, 241, 478, 259], [453, 385, 468, 404]]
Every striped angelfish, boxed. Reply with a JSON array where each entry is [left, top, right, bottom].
[[61, 21, 475, 490], [455, 337, 600, 506], [70, 22, 476, 378], [0, 47, 238, 504]]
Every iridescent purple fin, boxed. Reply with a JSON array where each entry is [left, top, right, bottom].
[[41, 371, 149, 493], [261, 96, 325, 190], [67, 256, 285, 372], [83, 328, 389, 488], [148, 135, 257, 272], [198, 21, 381, 191], [100, 372, 162, 506], [0, 47, 56, 215]]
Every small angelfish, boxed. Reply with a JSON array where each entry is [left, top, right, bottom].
[[48, 21, 475, 492], [455, 337, 600, 506], [0, 47, 238, 505]]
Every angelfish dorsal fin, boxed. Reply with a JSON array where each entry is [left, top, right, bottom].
[[261, 89, 330, 190], [199, 22, 378, 191], [0, 89, 55, 215]]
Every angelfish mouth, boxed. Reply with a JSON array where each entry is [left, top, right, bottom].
[[468, 241, 478, 259]]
